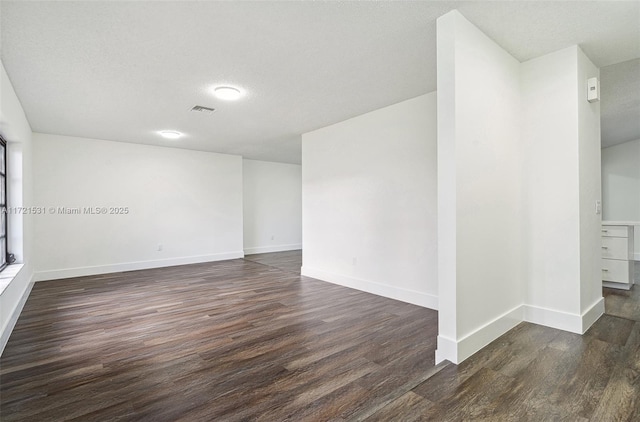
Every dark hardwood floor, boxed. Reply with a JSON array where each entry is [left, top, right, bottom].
[[385, 278, 640, 421], [244, 250, 303, 275], [0, 254, 439, 421], [1, 254, 639, 421], [404, 314, 640, 421], [602, 263, 640, 321]]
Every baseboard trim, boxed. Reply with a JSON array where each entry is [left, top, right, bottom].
[[580, 297, 605, 333], [435, 335, 457, 364], [457, 305, 523, 363], [300, 266, 438, 310], [436, 298, 606, 365], [34, 251, 245, 282], [244, 244, 302, 255], [1, 272, 34, 356], [634, 252, 640, 261], [522, 298, 604, 334], [523, 304, 581, 333], [436, 305, 523, 364]]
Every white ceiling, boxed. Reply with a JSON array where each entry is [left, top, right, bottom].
[[1, 1, 639, 164]]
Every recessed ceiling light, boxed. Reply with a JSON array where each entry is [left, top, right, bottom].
[[158, 130, 183, 139], [213, 86, 243, 101]]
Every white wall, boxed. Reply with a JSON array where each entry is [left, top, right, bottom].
[[521, 46, 603, 331], [577, 48, 603, 317], [521, 45, 603, 330], [302, 93, 438, 309], [436, 10, 524, 364], [33, 134, 244, 280], [602, 139, 640, 259], [0, 60, 34, 355], [243, 159, 302, 255], [521, 47, 583, 318], [436, 12, 603, 364]]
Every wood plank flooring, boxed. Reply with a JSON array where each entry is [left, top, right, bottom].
[[244, 250, 303, 275], [374, 284, 640, 421], [0, 254, 439, 421], [603, 272, 640, 322], [2, 254, 640, 420]]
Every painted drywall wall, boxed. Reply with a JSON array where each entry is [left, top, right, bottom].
[[521, 46, 604, 331], [243, 159, 302, 255], [33, 133, 244, 280], [577, 48, 603, 317], [436, 10, 524, 364], [436, 10, 458, 362], [302, 93, 438, 309], [521, 47, 583, 317], [436, 12, 603, 364], [0, 60, 34, 355], [602, 139, 640, 259]]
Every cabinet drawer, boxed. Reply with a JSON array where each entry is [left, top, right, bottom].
[[601, 225, 629, 238], [601, 237, 631, 260], [602, 259, 631, 283]]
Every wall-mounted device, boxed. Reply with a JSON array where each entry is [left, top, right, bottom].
[[587, 77, 599, 103]]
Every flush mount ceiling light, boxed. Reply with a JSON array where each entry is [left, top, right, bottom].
[[158, 130, 183, 139], [213, 86, 243, 101]]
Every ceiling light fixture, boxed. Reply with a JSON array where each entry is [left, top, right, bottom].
[[213, 86, 243, 101], [158, 130, 183, 139]]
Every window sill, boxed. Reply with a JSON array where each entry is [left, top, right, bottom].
[[0, 264, 25, 296]]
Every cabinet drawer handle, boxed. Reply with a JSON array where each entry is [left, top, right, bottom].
[[602, 269, 609, 272], [602, 246, 609, 249]]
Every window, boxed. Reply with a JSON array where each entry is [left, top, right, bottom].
[[0, 136, 6, 271]]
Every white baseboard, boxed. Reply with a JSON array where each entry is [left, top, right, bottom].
[[634, 252, 640, 261], [522, 297, 604, 334], [435, 335, 457, 364], [34, 251, 245, 282], [436, 298, 606, 365], [436, 305, 523, 365], [580, 298, 605, 332], [244, 244, 302, 255], [457, 305, 523, 363], [300, 266, 438, 310], [1, 273, 34, 356], [523, 304, 582, 333], [436, 305, 523, 364]]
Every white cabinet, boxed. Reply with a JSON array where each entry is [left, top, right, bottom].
[[601, 224, 634, 290], [601, 225, 630, 238], [601, 237, 630, 260]]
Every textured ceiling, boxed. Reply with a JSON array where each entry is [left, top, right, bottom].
[[1, 1, 639, 164], [601, 58, 640, 148]]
